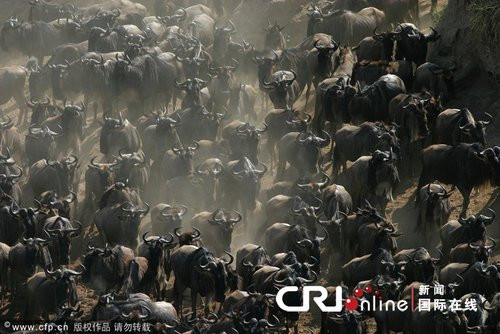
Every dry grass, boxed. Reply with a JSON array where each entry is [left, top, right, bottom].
[[468, 0, 500, 46]]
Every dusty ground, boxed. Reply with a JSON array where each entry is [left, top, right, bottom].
[[0, 0, 498, 333]]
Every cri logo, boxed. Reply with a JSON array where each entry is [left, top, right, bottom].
[[276, 285, 379, 312]]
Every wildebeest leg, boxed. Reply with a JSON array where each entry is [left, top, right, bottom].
[[13, 92, 27, 125], [458, 186, 471, 218], [173, 279, 185, 316], [191, 289, 199, 315], [275, 154, 286, 182], [305, 82, 311, 111]]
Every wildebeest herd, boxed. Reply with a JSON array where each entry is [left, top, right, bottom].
[[0, 0, 498, 333]]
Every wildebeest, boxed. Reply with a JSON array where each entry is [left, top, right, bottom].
[[348, 74, 406, 125], [449, 237, 496, 264], [261, 70, 300, 110], [235, 244, 270, 290], [264, 109, 310, 168], [0, 17, 75, 63], [434, 108, 492, 146], [332, 122, 400, 177], [94, 201, 150, 248], [22, 267, 82, 320], [394, 247, 436, 283], [414, 62, 456, 102], [341, 248, 394, 288], [81, 243, 134, 294], [351, 60, 413, 88], [337, 150, 399, 213], [159, 141, 199, 181], [218, 157, 267, 221], [99, 113, 142, 160], [264, 19, 287, 51], [190, 208, 242, 255], [0, 66, 28, 125], [150, 203, 188, 236], [27, 96, 57, 126], [264, 223, 327, 273], [221, 120, 267, 164], [417, 144, 500, 217], [25, 125, 62, 165], [170, 246, 233, 315], [392, 24, 440, 66], [307, 7, 386, 46], [439, 209, 495, 260], [415, 183, 452, 243], [41, 216, 82, 266], [8, 236, 52, 289], [81, 158, 116, 219], [27, 154, 78, 198], [137, 232, 177, 299], [276, 131, 330, 180], [42, 102, 85, 156]]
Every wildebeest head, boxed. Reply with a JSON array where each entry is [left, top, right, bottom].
[[468, 237, 496, 263], [159, 204, 188, 230], [264, 19, 286, 50], [458, 109, 492, 147], [27, 124, 62, 141], [230, 157, 267, 210], [21, 233, 53, 272], [27, 96, 56, 125], [293, 225, 328, 273], [39, 190, 77, 219], [393, 24, 440, 66], [9, 201, 37, 238], [156, 8, 187, 27], [81, 243, 113, 282], [262, 70, 297, 109], [89, 157, 116, 191], [372, 28, 399, 61], [373, 223, 401, 254], [83, 8, 120, 31], [45, 266, 84, 307], [43, 154, 79, 196], [240, 315, 280, 334], [368, 150, 400, 201], [196, 248, 234, 302], [175, 78, 208, 107], [44, 216, 82, 265], [118, 201, 150, 229], [28, 0, 75, 22], [141, 231, 177, 263], [0, 165, 22, 196], [398, 97, 430, 143], [306, 4, 324, 36], [111, 150, 147, 188], [175, 41, 210, 78], [234, 122, 267, 163], [213, 19, 235, 59], [423, 183, 452, 226], [296, 172, 330, 203], [457, 209, 495, 242], [402, 247, 437, 283], [0, 17, 23, 51], [295, 130, 331, 174], [428, 63, 456, 99], [48, 59, 84, 101], [290, 195, 322, 234], [171, 141, 200, 174], [272, 265, 317, 321], [209, 63, 238, 94], [101, 113, 126, 130], [57, 101, 85, 138], [254, 51, 279, 89], [208, 208, 242, 252], [314, 39, 339, 76], [174, 227, 201, 246]]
